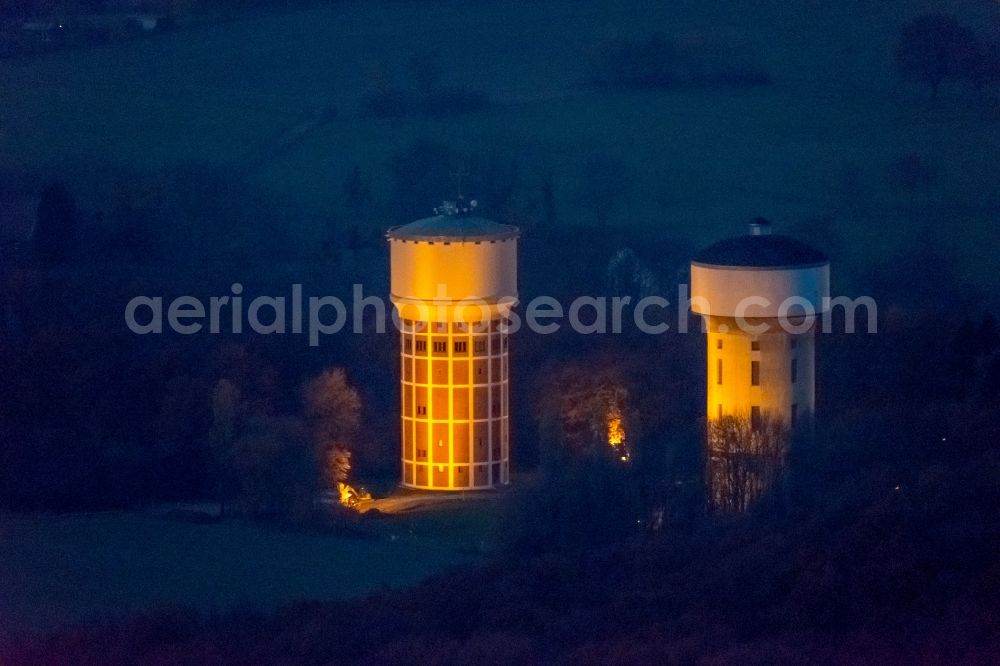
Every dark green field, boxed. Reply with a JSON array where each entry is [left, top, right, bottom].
[[0, 500, 507, 638], [2, 0, 998, 287]]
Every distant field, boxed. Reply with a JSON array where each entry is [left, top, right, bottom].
[[0, 0, 998, 287], [0, 508, 493, 638]]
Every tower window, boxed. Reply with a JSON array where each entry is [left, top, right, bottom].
[[790, 338, 797, 350], [416, 405, 427, 416], [432, 341, 447, 353], [791, 359, 798, 384], [474, 339, 487, 353], [403, 339, 412, 353], [751, 361, 760, 386], [790, 403, 798, 428], [415, 340, 427, 353], [716, 339, 723, 350], [454, 341, 467, 353], [751, 406, 761, 431], [717, 359, 723, 384], [717, 404, 722, 420], [751, 339, 760, 351]]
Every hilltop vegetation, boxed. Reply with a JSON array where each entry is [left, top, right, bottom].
[[7, 387, 1000, 663]]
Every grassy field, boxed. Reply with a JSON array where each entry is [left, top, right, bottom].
[[1, 0, 998, 289], [0, 505, 500, 639]]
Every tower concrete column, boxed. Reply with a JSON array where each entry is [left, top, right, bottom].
[[388, 203, 519, 490]]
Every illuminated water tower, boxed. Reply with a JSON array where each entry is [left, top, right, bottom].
[[690, 218, 830, 430], [388, 201, 519, 490]]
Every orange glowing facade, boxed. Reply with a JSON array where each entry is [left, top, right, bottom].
[[692, 219, 830, 511], [690, 219, 830, 429], [388, 205, 519, 490]]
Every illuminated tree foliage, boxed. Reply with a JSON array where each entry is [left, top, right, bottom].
[[537, 364, 635, 461], [303, 369, 361, 452], [303, 368, 362, 494]]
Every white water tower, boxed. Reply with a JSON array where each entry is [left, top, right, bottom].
[[690, 218, 830, 429]]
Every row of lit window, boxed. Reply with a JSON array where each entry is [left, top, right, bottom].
[[410, 403, 505, 417], [402, 420, 506, 437], [403, 461, 508, 469], [402, 337, 507, 355], [403, 363, 507, 384], [410, 438, 504, 460], [403, 383, 507, 419], [715, 359, 798, 385], [716, 338, 798, 351], [719, 404, 798, 428], [402, 462, 508, 489], [406, 438, 506, 463], [402, 418, 508, 425]]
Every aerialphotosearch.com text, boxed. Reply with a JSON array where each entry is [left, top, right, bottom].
[[124, 283, 877, 346]]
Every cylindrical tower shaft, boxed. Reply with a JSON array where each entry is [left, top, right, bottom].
[[398, 317, 509, 489], [703, 315, 817, 428], [388, 206, 518, 491]]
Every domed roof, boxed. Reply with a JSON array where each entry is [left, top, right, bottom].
[[692, 219, 828, 268], [387, 214, 518, 243]]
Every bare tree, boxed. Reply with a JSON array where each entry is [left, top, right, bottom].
[[706, 412, 789, 512]]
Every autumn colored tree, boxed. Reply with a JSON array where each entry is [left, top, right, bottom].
[[537, 363, 635, 460], [303, 369, 362, 488]]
